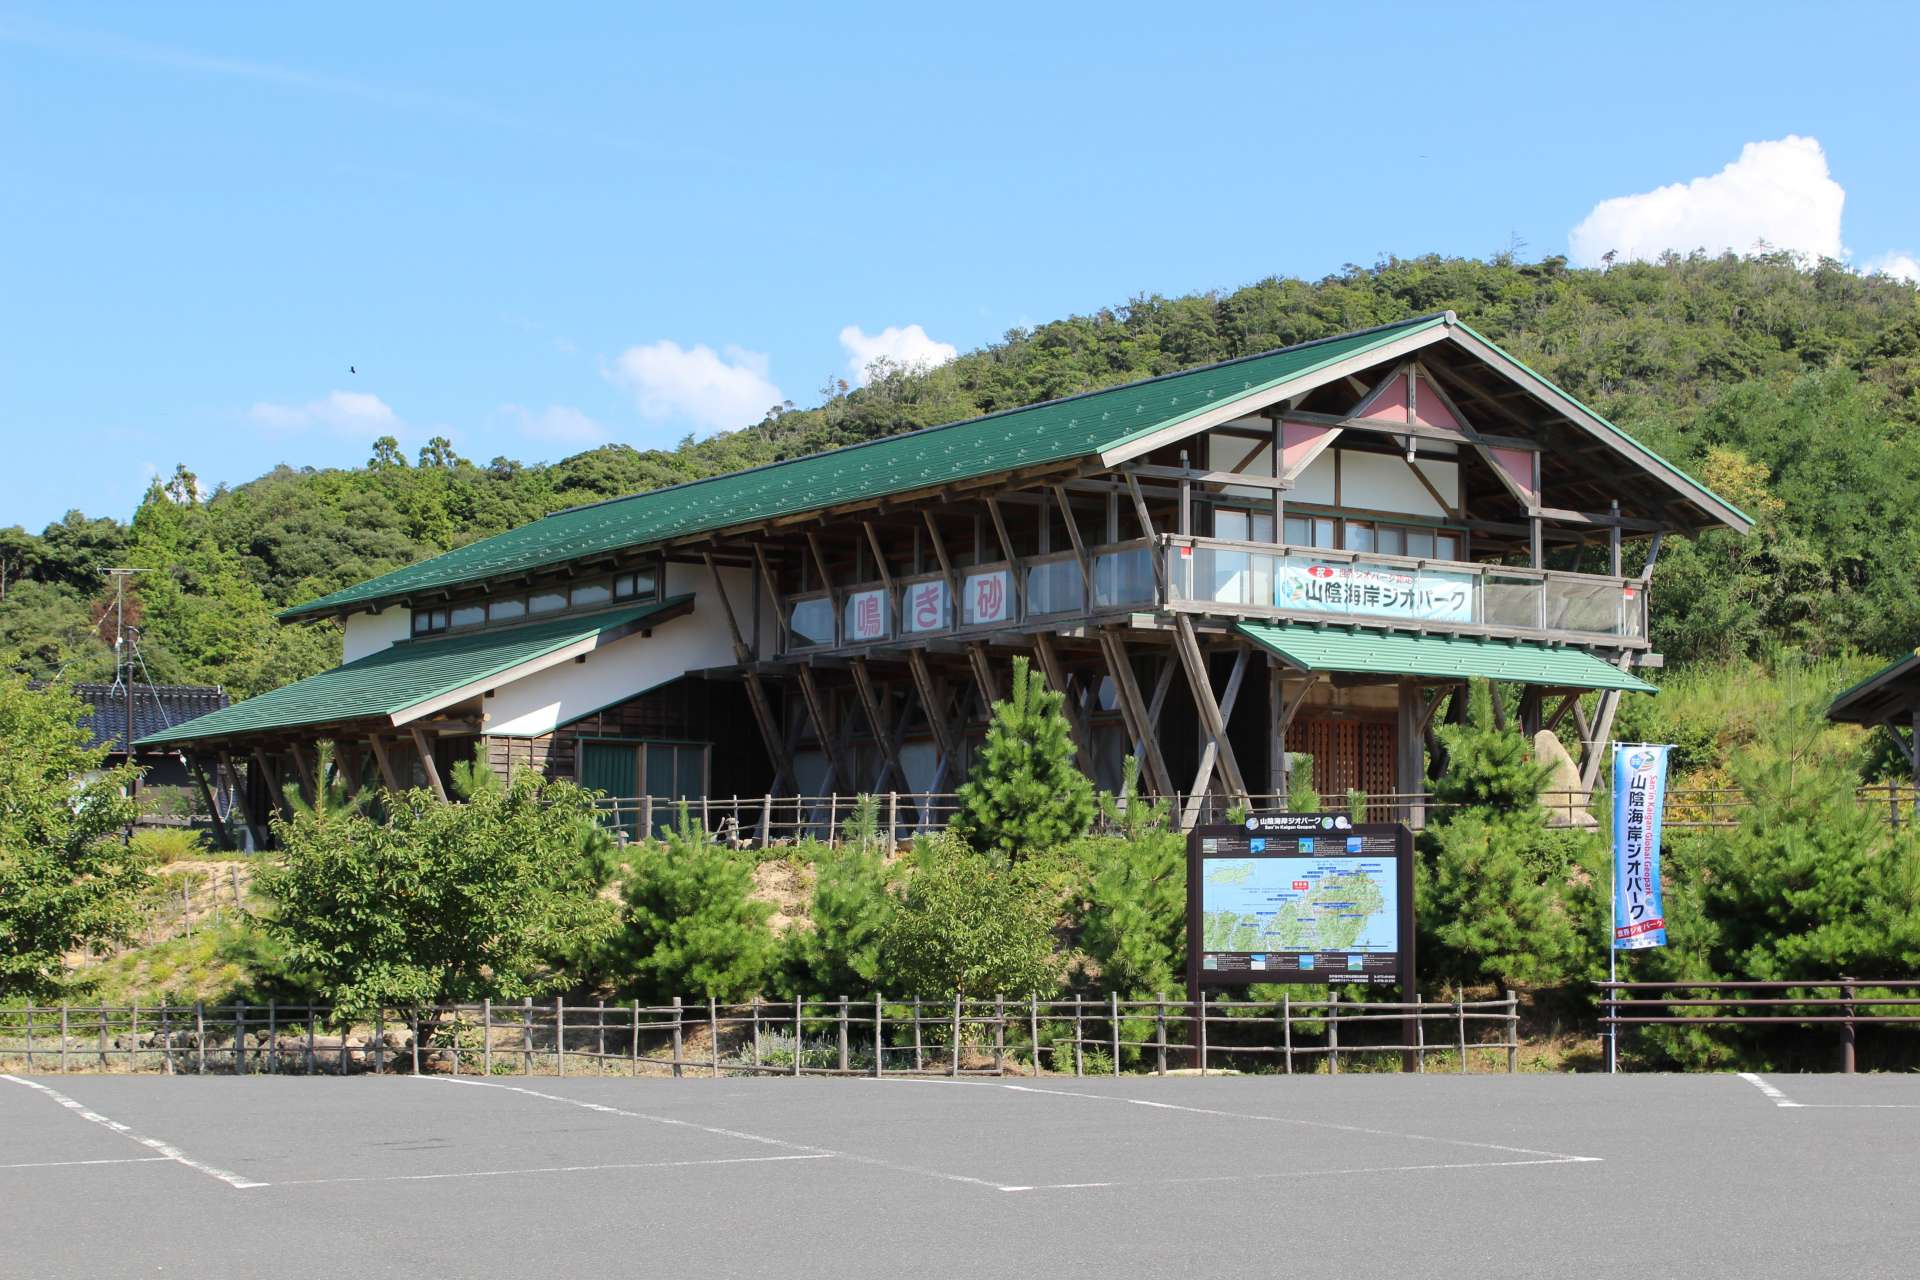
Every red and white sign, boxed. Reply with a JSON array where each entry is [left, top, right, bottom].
[[847, 588, 888, 642], [906, 581, 948, 634], [964, 569, 1012, 625]]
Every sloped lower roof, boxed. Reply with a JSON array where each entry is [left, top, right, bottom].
[[137, 597, 691, 746], [64, 683, 229, 753], [1827, 649, 1920, 725], [281, 316, 1452, 619], [1237, 622, 1656, 692]]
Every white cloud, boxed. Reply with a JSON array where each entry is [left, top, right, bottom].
[[606, 340, 784, 431], [839, 323, 958, 386], [502, 403, 608, 445], [1569, 136, 1845, 267], [1863, 252, 1920, 284], [248, 389, 403, 436]]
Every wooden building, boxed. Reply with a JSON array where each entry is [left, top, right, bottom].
[[1828, 648, 1920, 816], [140, 313, 1748, 838]]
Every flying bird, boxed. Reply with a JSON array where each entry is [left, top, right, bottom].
[[349, 365, 357, 374]]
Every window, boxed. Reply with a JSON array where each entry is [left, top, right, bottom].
[[1436, 533, 1460, 560], [1312, 517, 1337, 549], [1283, 515, 1311, 546], [1345, 521, 1375, 553], [1377, 525, 1405, 556], [412, 608, 448, 635], [1405, 529, 1435, 558], [570, 582, 611, 608], [488, 597, 526, 623], [529, 590, 566, 615], [449, 603, 486, 629], [612, 567, 659, 599]]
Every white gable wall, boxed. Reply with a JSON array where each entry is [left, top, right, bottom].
[[342, 607, 412, 663], [1203, 436, 1458, 520], [480, 562, 758, 738]]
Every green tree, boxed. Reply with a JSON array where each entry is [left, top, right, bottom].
[[783, 796, 896, 995], [880, 831, 1060, 999], [257, 772, 617, 1021], [0, 676, 146, 996], [1073, 760, 1185, 999], [953, 656, 1094, 859], [613, 811, 777, 1001]]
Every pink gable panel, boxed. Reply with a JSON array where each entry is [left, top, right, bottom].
[[1282, 421, 1335, 471], [1410, 374, 1463, 430], [1488, 446, 1537, 502], [1352, 372, 1409, 422]]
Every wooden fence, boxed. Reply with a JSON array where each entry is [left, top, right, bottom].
[[0, 992, 1519, 1078], [1599, 979, 1920, 1072], [593, 782, 1920, 846]]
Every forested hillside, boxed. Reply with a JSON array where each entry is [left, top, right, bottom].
[[4, 251, 1918, 701]]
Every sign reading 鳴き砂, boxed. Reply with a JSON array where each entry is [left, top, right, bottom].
[[1611, 744, 1670, 950]]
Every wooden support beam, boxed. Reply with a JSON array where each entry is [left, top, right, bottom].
[[1180, 645, 1250, 829], [188, 756, 235, 852], [287, 741, 317, 804], [849, 658, 907, 791], [251, 748, 289, 817], [409, 725, 448, 802], [1580, 690, 1623, 793], [1100, 628, 1173, 797], [804, 530, 837, 599], [706, 551, 794, 787], [905, 649, 957, 763], [751, 544, 791, 649], [966, 642, 1003, 710], [1122, 470, 1168, 597], [1050, 484, 1095, 600], [1170, 615, 1249, 808], [1032, 629, 1094, 775], [983, 495, 1026, 615], [367, 733, 402, 792], [860, 521, 896, 594], [793, 663, 847, 792], [1547, 692, 1580, 733]]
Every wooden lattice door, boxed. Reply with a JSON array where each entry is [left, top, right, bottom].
[[1292, 718, 1396, 807]]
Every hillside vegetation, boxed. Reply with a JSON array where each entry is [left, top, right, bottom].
[[4, 252, 1919, 700]]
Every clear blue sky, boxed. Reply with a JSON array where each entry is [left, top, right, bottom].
[[3, 2, 1915, 530]]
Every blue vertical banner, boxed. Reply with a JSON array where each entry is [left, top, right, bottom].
[[1612, 744, 1670, 949]]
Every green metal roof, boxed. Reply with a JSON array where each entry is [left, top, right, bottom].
[[137, 597, 691, 746], [281, 316, 1451, 620], [1827, 648, 1920, 725], [1236, 622, 1657, 692]]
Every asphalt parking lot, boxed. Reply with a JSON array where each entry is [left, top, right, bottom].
[[4, 1070, 1917, 1279]]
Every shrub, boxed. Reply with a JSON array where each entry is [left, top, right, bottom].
[[128, 827, 207, 864], [1073, 762, 1185, 1000], [783, 796, 896, 995], [615, 809, 778, 1002], [954, 656, 1094, 859], [881, 832, 1060, 999], [257, 771, 617, 1021]]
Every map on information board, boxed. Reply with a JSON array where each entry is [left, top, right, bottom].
[[1201, 856, 1398, 954]]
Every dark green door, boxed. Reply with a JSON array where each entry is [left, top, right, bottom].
[[579, 742, 638, 838]]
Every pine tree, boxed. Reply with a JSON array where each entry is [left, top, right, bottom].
[[614, 809, 777, 1002], [953, 656, 1094, 860]]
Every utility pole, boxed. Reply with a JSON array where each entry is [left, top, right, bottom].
[[100, 568, 147, 822]]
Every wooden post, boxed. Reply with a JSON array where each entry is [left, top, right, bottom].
[[793, 996, 804, 1077], [1029, 995, 1041, 1076], [411, 1011, 421, 1076], [1155, 993, 1168, 1076], [1073, 996, 1084, 1076], [555, 997, 566, 1076], [670, 997, 683, 1078], [837, 996, 850, 1074], [631, 1000, 641, 1075], [1198, 991, 1208, 1076], [873, 994, 884, 1079], [1328, 987, 1340, 1075], [98, 1006, 110, 1071], [1455, 988, 1467, 1074], [950, 994, 962, 1078], [1414, 994, 1425, 1073], [994, 996, 1006, 1076], [751, 996, 762, 1070], [913, 998, 923, 1071], [1283, 991, 1293, 1074], [1110, 992, 1121, 1076], [1841, 979, 1858, 1074], [709, 996, 721, 1078], [194, 1002, 205, 1075], [1506, 990, 1519, 1074]]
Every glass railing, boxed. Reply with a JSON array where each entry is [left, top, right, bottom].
[[1165, 537, 1645, 640], [787, 593, 835, 648], [1094, 540, 1158, 609], [1025, 552, 1086, 617]]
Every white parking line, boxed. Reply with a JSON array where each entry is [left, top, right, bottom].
[[424, 1075, 1008, 1190], [1000, 1154, 1600, 1193], [1, 1075, 266, 1189], [264, 1152, 832, 1187], [1738, 1073, 1802, 1107], [0, 1156, 173, 1171], [883, 1077, 1604, 1164], [1737, 1073, 1920, 1110]]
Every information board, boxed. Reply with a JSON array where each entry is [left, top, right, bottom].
[[1186, 817, 1415, 989]]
